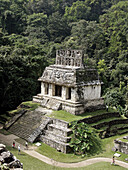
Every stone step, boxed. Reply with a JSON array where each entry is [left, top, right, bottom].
[[52, 118, 69, 128], [4, 110, 27, 130], [8, 110, 50, 142], [43, 130, 71, 143], [33, 96, 42, 103], [40, 135, 71, 153], [47, 124, 72, 137], [27, 117, 51, 143], [7, 107, 72, 153], [46, 99, 62, 110], [9, 123, 37, 132], [40, 98, 49, 107]]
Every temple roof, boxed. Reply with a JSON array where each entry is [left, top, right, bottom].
[[38, 65, 102, 87], [38, 50, 102, 87], [56, 49, 83, 67]]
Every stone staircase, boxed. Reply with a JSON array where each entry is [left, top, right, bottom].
[[27, 116, 51, 143], [40, 118, 72, 153], [8, 110, 51, 143], [7, 107, 72, 153]]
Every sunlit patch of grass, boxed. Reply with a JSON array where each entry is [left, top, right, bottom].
[[36, 133, 128, 164], [21, 101, 40, 111], [49, 108, 116, 122]]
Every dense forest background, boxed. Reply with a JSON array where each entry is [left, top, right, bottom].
[[0, 0, 127, 113]]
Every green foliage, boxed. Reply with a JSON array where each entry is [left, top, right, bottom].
[[25, 13, 49, 45], [100, 1, 128, 63], [111, 62, 128, 87], [97, 59, 107, 75], [1, 0, 28, 34], [70, 122, 101, 156], [104, 88, 126, 108], [116, 105, 128, 117], [0, 55, 47, 112], [64, 1, 91, 22], [64, 20, 106, 61], [47, 12, 70, 42], [0, 0, 127, 113], [97, 59, 108, 88]]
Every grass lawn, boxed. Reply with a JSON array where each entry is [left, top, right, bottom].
[[49, 108, 116, 122], [21, 101, 40, 111], [83, 162, 127, 170], [2, 129, 127, 169], [36, 143, 84, 163], [35, 133, 128, 164], [8, 101, 40, 115], [7, 146, 127, 170]]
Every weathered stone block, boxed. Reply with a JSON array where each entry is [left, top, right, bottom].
[[0, 144, 23, 169], [46, 99, 62, 110], [114, 138, 128, 154]]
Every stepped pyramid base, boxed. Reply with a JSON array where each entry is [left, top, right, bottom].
[[8, 109, 50, 142], [7, 106, 72, 153], [40, 135, 71, 153]]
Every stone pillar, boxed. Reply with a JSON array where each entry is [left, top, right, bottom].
[[62, 86, 66, 100], [99, 84, 101, 98], [66, 87, 69, 99], [41, 82, 45, 95], [49, 84, 53, 96], [71, 88, 79, 102], [71, 58, 74, 66], [52, 84, 55, 96]]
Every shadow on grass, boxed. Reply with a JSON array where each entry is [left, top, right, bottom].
[[18, 153, 26, 156], [111, 164, 120, 167]]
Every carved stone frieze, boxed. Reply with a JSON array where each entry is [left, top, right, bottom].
[[56, 49, 83, 67], [40, 67, 76, 86]]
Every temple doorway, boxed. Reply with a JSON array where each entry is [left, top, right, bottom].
[[45, 83, 49, 95], [55, 85, 62, 97]]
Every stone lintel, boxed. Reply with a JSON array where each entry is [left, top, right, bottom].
[[38, 80, 103, 88]]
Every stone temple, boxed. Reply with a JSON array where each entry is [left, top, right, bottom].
[[33, 49, 105, 114]]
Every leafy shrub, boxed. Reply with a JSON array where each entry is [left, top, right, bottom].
[[104, 88, 126, 108], [70, 121, 101, 156]]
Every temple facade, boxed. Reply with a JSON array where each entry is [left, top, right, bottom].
[[33, 49, 105, 115]]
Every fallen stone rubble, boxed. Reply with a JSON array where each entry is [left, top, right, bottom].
[[0, 144, 23, 170]]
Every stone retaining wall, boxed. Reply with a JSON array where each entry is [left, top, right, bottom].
[[40, 118, 72, 153], [78, 112, 120, 124], [114, 139, 128, 154], [93, 119, 128, 129]]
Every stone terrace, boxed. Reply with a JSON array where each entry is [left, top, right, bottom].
[[8, 110, 49, 142], [40, 118, 72, 153], [7, 108, 72, 153]]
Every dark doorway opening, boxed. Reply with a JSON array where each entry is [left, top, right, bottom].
[[45, 83, 49, 95], [55, 85, 62, 97]]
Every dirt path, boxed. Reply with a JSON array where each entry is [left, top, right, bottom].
[[0, 133, 128, 168]]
